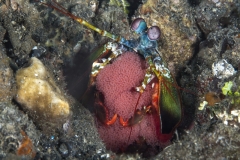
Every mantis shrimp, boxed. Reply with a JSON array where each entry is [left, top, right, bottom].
[[37, 0, 182, 152]]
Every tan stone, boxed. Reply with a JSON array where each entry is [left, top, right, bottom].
[[15, 57, 70, 133]]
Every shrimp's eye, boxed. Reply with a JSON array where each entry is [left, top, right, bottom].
[[147, 26, 161, 40], [131, 18, 147, 34]]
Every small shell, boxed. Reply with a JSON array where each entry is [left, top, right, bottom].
[[11, 2, 19, 11], [89, 1, 99, 12], [63, 120, 70, 132], [212, 59, 237, 79]]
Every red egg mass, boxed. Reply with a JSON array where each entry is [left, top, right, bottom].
[[95, 52, 171, 151]]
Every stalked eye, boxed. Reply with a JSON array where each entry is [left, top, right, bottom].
[[147, 26, 161, 40], [130, 18, 147, 34]]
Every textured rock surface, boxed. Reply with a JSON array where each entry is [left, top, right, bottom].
[[0, 102, 39, 159], [156, 123, 240, 159], [1, 0, 41, 67], [195, 0, 240, 35], [136, 0, 200, 75], [0, 25, 15, 102], [15, 57, 70, 133]]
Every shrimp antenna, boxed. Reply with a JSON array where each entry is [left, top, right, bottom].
[[36, 0, 121, 42]]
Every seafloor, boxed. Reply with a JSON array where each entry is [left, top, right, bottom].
[[0, 0, 240, 159]]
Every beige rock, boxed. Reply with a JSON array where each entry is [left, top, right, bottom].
[[15, 57, 70, 133]]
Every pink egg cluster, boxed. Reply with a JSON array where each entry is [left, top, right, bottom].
[[95, 52, 169, 151]]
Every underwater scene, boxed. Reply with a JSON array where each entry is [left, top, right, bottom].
[[0, 0, 240, 159]]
